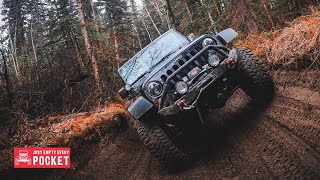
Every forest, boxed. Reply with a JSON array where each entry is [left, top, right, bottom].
[[0, 0, 317, 122], [0, 0, 320, 179]]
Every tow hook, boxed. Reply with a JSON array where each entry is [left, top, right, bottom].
[[178, 100, 207, 126], [177, 99, 188, 110], [226, 58, 236, 69]]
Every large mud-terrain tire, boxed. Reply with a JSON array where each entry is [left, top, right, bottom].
[[137, 120, 190, 166], [237, 48, 275, 103]]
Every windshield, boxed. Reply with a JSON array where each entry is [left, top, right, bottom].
[[118, 30, 188, 85]]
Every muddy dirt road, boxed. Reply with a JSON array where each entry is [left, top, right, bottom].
[[4, 70, 320, 179], [61, 70, 320, 180]]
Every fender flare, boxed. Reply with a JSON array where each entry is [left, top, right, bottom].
[[215, 28, 238, 45], [128, 96, 154, 120]]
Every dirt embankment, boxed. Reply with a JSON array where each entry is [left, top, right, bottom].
[[2, 69, 319, 180], [236, 6, 320, 69]]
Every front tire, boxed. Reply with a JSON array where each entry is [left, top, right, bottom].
[[137, 120, 190, 166], [237, 48, 275, 103]]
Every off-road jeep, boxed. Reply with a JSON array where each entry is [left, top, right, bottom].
[[118, 28, 274, 166]]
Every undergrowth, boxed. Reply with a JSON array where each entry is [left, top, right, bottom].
[[236, 6, 320, 70]]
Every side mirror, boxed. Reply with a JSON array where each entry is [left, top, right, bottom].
[[118, 87, 129, 99]]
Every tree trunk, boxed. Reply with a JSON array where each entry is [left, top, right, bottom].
[[76, 0, 101, 92], [155, 0, 170, 30], [153, 0, 165, 25], [130, 0, 143, 50], [8, 36, 19, 78], [215, 1, 222, 16], [30, 18, 41, 86], [89, 0, 103, 42], [261, 0, 275, 28], [183, 0, 194, 22], [144, 5, 161, 36], [30, 16, 38, 64], [1, 50, 13, 109], [245, 1, 258, 33], [142, 18, 153, 42], [113, 27, 121, 69], [135, 27, 142, 50], [235, 0, 258, 34], [164, 0, 176, 29], [70, 30, 86, 72], [199, 0, 218, 33]]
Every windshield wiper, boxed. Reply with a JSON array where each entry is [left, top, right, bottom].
[[128, 52, 175, 84], [149, 51, 175, 71], [123, 48, 149, 82]]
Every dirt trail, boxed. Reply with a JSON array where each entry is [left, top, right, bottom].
[[3, 70, 320, 179], [60, 70, 319, 180]]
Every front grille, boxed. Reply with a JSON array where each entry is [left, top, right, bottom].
[[160, 45, 208, 86]]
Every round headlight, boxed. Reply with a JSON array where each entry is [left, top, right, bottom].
[[202, 38, 215, 47], [175, 81, 188, 94], [147, 81, 163, 97]]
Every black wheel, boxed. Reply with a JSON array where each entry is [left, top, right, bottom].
[[137, 119, 190, 166], [236, 48, 275, 103]]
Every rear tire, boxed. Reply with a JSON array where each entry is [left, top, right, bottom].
[[236, 48, 275, 103], [137, 119, 190, 166]]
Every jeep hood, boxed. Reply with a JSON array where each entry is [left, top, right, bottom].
[[118, 29, 189, 85]]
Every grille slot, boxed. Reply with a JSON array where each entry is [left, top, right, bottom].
[[173, 65, 179, 70], [190, 51, 196, 56], [160, 44, 205, 85], [161, 75, 167, 81]]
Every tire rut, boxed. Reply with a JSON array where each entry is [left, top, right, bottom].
[[265, 97, 320, 152], [251, 119, 320, 179], [56, 70, 320, 179]]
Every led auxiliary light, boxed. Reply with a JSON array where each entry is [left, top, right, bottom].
[[175, 81, 188, 94], [208, 50, 220, 67]]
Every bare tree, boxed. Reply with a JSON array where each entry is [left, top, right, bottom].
[[130, 0, 142, 49], [76, 0, 102, 92], [89, 0, 103, 42], [215, 0, 222, 16], [199, 0, 218, 33], [1, 50, 13, 109], [8, 36, 19, 78], [113, 27, 121, 68], [142, 17, 153, 42], [30, 18, 38, 64], [164, 0, 176, 29], [144, 5, 161, 35], [153, 0, 164, 25], [183, 0, 193, 22]]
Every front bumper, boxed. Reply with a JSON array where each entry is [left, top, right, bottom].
[[127, 48, 238, 120], [158, 61, 227, 116], [158, 48, 238, 116]]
